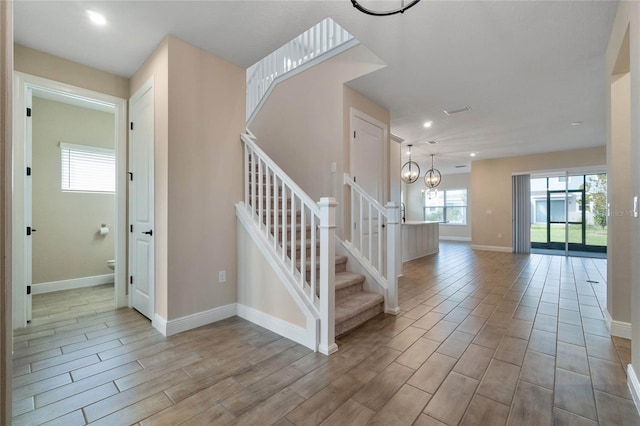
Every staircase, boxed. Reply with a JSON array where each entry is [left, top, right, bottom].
[[238, 132, 399, 354], [252, 163, 384, 338]]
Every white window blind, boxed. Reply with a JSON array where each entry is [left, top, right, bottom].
[[60, 142, 115, 193]]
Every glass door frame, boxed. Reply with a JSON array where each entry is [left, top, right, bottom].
[[531, 173, 607, 254]]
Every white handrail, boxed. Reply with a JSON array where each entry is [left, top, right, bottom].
[[246, 17, 355, 121], [241, 133, 336, 353], [344, 173, 400, 313]]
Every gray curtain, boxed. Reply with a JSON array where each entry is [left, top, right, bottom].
[[512, 174, 531, 254]]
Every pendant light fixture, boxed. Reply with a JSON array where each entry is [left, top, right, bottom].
[[401, 144, 420, 184], [350, 0, 421, 17], [424, 154, 442, 189]]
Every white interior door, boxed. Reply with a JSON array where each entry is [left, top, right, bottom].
[[25, 87, 33, 322], [350, 109, 387, 258], [129, 80, 154, 319]]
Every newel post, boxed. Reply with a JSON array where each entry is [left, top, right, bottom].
[[385, 202, 401, 314], [318, 197, 338, 355]]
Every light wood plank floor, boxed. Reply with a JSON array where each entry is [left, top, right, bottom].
[[11, 242, 639, 425]]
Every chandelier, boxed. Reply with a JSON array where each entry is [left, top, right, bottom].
[[424, 154, 442, 189], [401, 144, 420, 184], [350, 0, 421, 17]]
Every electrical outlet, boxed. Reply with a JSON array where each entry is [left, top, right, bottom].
[[331, 162, 337, 173], [498, 233, 502, 239], [218, 270, 226, 283], [486, 209, 492, 215]]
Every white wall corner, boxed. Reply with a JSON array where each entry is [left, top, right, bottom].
[[163, 304, 237, 337], [237, 303, 317, 351], [471, 245, 513, 253], [152, 313, 167, 336], [605, 309, 632, 339], [32, 274, 115, 294], [627, 364, 640, 416]]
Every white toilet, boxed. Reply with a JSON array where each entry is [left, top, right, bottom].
[[107, 260, 115, 271]]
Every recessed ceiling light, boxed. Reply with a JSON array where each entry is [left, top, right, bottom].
[[426, 140, 437, 145], [571, 121, 583, 126], [87, 10, 107, 26], [423, 121, 433, 128], [470, 153, 476, 157]]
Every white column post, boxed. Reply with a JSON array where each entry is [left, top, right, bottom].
[[386, 202, 401, 314], [318, 197, 338, 355]]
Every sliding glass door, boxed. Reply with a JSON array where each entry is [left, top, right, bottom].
[[530, 173, 607, 253]]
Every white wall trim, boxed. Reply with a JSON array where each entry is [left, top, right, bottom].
[[471, 245, 513, 253], [439, 236, 471, 242], [32, 274, 114, 294], [152, 313, 167, 336], [605, 309, 632, 339], [237, 304, 316, 351], [628, 364, 640, 416], [154, 304, 237, 337]]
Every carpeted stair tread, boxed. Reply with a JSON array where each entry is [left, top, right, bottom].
[[297, 255, 347, 271], [335, 291, 384, 325], [335, 272, 366, 292]]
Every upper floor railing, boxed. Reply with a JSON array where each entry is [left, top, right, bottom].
[[246, 18, 356, 123]]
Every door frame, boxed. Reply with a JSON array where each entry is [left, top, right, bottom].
[[128, 77, 155, 322], [349, 107, 389, 203], [12, 72, 128, 328]]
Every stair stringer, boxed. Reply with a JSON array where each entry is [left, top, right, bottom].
[[336, 237, 396, 314], [236, 203, 320, 351]]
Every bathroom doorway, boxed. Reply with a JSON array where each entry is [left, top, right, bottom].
[[13, 73, 128, 329]]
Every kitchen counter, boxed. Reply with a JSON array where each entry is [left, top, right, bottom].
[[402, 221, 439, 262]]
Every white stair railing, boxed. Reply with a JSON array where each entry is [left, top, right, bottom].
[[246, 17, 355, 122], [240, 132, 337, 354], [344, 174, 400, 313]]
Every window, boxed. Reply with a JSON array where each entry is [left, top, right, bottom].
[[424, 189, 468, 225], [61, 142, 115, 193]]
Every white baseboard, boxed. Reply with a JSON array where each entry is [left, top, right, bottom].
[[439, 236, 471, 242], [237, 303, 316, 351], [152, 313, 167, 336], [628, 364, 640, 416], [605, 309, 632, 339], [154, 304, 237, 337], [471, 245, 513, 253], [32, 274, 114, 294]]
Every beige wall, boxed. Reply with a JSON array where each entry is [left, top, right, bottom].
[[130, 38, 170, 319], [607, 73, 631, 325], [404, 173, 472, 240], [250, 44, 387, 239], [165, 37, 245, 319], [471, 147, 606, 249], [606, 1, 640, 378], [31, 97, 114, 283], [14, 45, 129, 99], [131, 36, 245, 321], [237, 223, 306, 327]]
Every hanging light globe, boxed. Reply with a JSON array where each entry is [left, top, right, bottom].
[[424, 154, 442, 188], [401, 144, 421, 184]]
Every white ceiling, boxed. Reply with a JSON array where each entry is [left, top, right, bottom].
[[14, 1, 618, 175]]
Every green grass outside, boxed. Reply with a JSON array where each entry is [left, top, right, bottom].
[[530, 224, 607, 246]]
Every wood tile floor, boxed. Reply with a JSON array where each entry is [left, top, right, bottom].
[[30, 283, 115, 325], [11, 242, 640, 425]]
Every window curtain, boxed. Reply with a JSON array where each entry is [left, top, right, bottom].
[[512, 174, 531, 254]]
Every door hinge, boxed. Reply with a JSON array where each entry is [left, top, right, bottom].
[[353, 176, 356, 183], [353, 130, 356, 138], [129, 276, 133, 284], [130, 225, 133, 233], [130, 122, 134, 130], [26, 167, 31, 176], [129, 172, 133, 181], [27, 285, 31, 295], [26, 226, 32, 236], [26, 107, 32, 117]]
